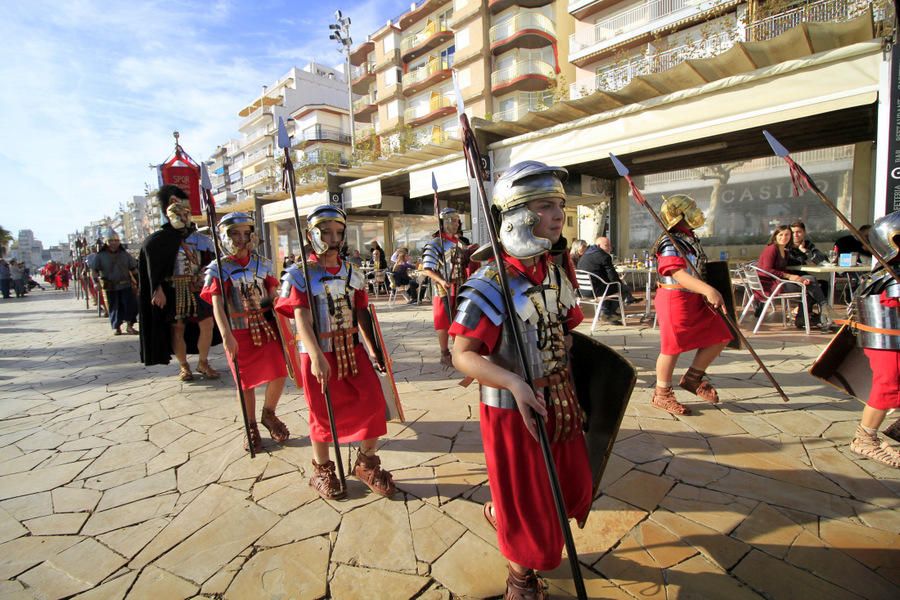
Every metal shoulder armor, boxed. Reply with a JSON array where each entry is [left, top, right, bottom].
[[254, 255, 274, 279], [454, 265, 506, 329], [422, 239, 443, 271], [279, 264, 306, 298], [203, 260, 221, 287]]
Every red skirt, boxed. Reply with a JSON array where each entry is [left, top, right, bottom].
[[481, 403, 592, 571], [226, 329, 288, 390], [300, 344, 387, 443], [864, 348, 900, 410], [432, 294, 457, 331], [655, 288, 732, 355]]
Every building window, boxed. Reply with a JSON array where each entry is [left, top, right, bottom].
[[456, 27, 469, 51], [387, 101, 399, 119]]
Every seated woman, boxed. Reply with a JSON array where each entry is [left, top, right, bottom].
[[757, 225, 833, 331], [391, 249, 419, 304]]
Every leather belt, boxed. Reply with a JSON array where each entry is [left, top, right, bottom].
[[835, 319, 900, 336]]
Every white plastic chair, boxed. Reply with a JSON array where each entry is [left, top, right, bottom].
[[385, 272, 410, 304], [370, 269, 388, 297], [574, 269, 626, 331], [739, 264, 809, 334]]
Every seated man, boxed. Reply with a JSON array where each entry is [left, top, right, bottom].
[[577, 236, 636, 325], [834, 224, 873, 259], [788, 220, 828, 265]]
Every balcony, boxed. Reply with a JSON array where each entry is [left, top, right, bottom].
[[489, 0, 552, 14], [402, 57, 453, 96], [492, 91, 555, 122], [375, 48, 401, 72], [350, 40, 375, 66], [414, 126, 459, 147], [243, 169, 273, 188], [351, 62, 376, 94], [243, 146, 273, 168], [567, 0, 606, 20], [298, 125, 352, 145], [745, 0, 876, 42], [569, 0, 701, 64], [302, 150, 350, 167], [403, 95, 456, 126], [489, 12, 556, 55], [400, 21, 454, 62], [491, 59, 555, 94], [353, 94, 378, 121], [239, 106, 273, 131]]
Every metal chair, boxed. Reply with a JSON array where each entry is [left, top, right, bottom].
[[370, 269, 388, 297], [739, 264, 809, 334], [385, 272, 410, 304], [574, 269, 626, 331]]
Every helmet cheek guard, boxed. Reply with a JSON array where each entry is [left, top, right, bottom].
[[218, 212, 256, 255], [870, 211, 900, 264], [307, 205, 348, 255]]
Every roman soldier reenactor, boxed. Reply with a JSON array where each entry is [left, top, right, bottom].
[[138, 184, 220, 380], [200, 212, 290, 452], [651, 194, 733, 416], [449, 162, 594, 599], [92, 229, 138, 335], [845, 211, 900, 468], [274, 205, 396, 499], [422, 207, 474, 367]]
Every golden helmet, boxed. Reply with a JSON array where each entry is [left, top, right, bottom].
[[660, 194, 705, 230]]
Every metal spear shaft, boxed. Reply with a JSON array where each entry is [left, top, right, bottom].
[[277, 118, 346, 492], [610, 152, 790, 402]]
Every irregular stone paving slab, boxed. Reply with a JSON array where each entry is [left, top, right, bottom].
[[70, 571, 138, 600], [332, 498, 417, 573], [17, 537, 127, 599], [807, 446, 900, 509], [98, 517, 168, 559], [542, 562, 632, 599], [605, 469, 675, 512], [650, 509, 750, 571], [127, 565, 198, 599], [0, 460, 90, 501], [226, 537, 329, 599], [82, 493, 177, 536], [409, 502, 467, 563], [155, 500, 279, 584], [0, 491, 53, 521], [24, 512, 89, 536], [733, 548, 864, 599], [330, 564, 431, 599], [257, 499, 341, 547], [431, 532, 507, 599], [0, 449, 54, 476], [96, 468, 176, 511], [818, 518, 900, 573], [0, 505, 27, 544], [573, 495, 647, 565], [666, 554, 764, 599], [596, 530, 667, 600]]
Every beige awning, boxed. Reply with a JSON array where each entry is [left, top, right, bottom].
[[408, 157, 468, 198], [261, 191, 327, 222], [343, 179, 382, 208], [491, 39, 882, 171]]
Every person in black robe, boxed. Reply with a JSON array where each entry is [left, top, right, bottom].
[[138, 184, 221, 378]]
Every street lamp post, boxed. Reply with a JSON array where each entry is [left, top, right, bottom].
[[329, 10, 355, 153]]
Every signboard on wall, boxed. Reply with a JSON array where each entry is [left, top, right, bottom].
[[887, 41, 900, 213]]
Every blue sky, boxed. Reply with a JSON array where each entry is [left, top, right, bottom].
[[0, 0, 410, 246]]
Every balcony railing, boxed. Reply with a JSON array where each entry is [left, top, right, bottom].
[[489, 12, 555, 44], [492, 91, 555, 122], [243, 170, 272, 187], [353, 94, 377, 113], [298, 125, 352, 144], [414, 127, 459, 147], [402, 57, 452, 87], [244, 146, 273, 166], [570, 0, 694, 55], [352, 62, 376, 80], [239, 106, 272, 129], [745, 0, 875, 42], [491, 59, 555, 89], [404, 95, 455, 122], [302, 150, 350, 166], [400, 21, 451, 53]]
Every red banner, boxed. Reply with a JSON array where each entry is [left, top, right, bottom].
[[159, 149, 203, 216]]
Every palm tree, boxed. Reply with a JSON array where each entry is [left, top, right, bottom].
[[0, 226, 13, 257]]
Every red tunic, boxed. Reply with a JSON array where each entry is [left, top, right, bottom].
[[864, 292, 900, 410], [273, 264, 387, 443], [200, 256, 287, 390], [449, 255, 591, 570], [430, 233, 468, 332], [655, 253, 732, 355]]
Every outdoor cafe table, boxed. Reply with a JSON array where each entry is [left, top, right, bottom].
[[615, 265, 654, 320], [784, 264, 870, 306]]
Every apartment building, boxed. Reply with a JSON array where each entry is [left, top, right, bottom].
[[235, 63, 349, 201], [350, 0, 577, 152], [291, 104, 353, 181]]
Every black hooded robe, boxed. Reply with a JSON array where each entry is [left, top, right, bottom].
[[138, 224, 220, 365]]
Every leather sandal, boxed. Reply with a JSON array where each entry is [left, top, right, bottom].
[[309, 460, 345, 499], [243, 422, 262, 452], [440, 350, 453, 369], [196, 360, 220, 379], [850, 426, 900, 468], [353, 449, 396, 497], [178, 364, 194, 382], [651, 386, 690, 415], [261, 408, 290, 444], [505, 566, 546, 600], [483, 501, 498, 531], [679, 367, 719, 404]]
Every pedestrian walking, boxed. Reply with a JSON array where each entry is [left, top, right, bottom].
[[0, 258, 11, 298], [10, 261, 25, 298], [92, 229, 138, 335]]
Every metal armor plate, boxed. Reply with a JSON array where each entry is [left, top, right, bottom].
[[367, 303, 404, 422], [808, 324, 871, 401], [856, 295, 900, 350]]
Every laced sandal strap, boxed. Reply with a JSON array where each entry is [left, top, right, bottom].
[[354, 452, 396, 497], [679, 368, 719, 404], [651, 387, 691, 416], [851, 434, 900, 468], [261, 408, 290, 444], [178, 364, 194, 382], [243, 422, 262, 452], [309, 460, 345, 499]]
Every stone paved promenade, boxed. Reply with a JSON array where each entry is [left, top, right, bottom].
[[0, 289, 898, 599]]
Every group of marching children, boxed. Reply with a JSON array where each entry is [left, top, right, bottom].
[[137, 158, 899, 599]]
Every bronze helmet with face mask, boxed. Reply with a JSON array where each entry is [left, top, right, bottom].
[[157, 184, 192, 232], [487, 160, 568, 260], [660, 194, 705, 231], [218, 212, 256, 255], [307, 205, 347, 255]]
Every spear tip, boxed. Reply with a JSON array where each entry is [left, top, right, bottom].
[[276, 117, 291, 150], [431, 172, 438, 192], [609, 152, 629, 177], [200, 162, 212, 191], [762, 130, 790, 158]]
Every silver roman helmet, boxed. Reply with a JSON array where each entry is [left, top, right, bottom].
[[307, 205, 347, 254], [439, 207, 462, 235], [869, 210, 900, 264], [103, 228, 121, 243], [489, 160, 567, 259], [218, 212, 256, 254]]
